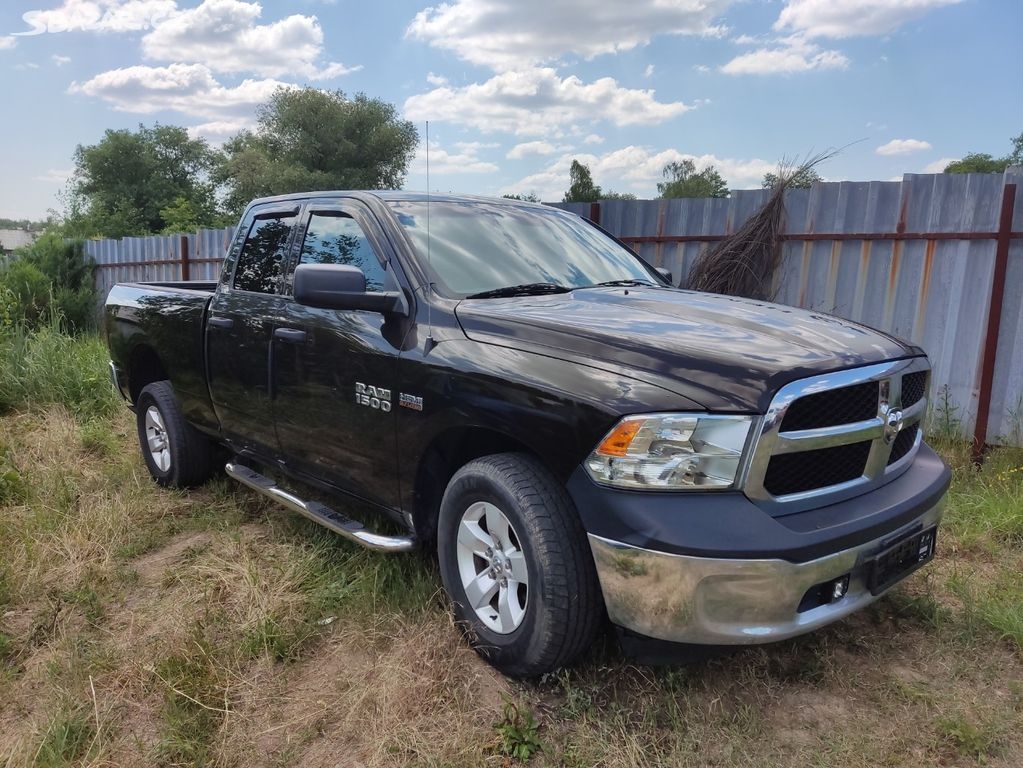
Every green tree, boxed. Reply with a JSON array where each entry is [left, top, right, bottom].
[[657, 160, 729, 198], [69, 124, 222, 237], [763, 167, 822, 189], [602, 190, 637, 200], [562, 160, 602, 203], [0, 233, 96, 332], [502, 193, 541, 202], [944, 131, 1023, 174], [219, 88, 419, 215]]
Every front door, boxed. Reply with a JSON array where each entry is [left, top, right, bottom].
[[207, 207, 298, 456], [272, 203, 407, 510]]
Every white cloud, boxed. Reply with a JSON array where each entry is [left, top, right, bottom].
[[733, 34, 758, 44], [15, 62, 41, 70], [426, 71, 448, 86], [15, 0, 176, 35], [507, 141, 562, 159], [502, 147, 774, 201], [406, 0, 733, 70], [33, 168, 73, 183], [693, 64, 711, 73], [141, 0, 356, 80], [775, 0, 964, 39], [922, 157, 956, 173], [0, 36, 17, 50], [876, 138, 932, 156], [51, 54, 72, 65], [187, 119, 251, 141], [413, 141, 499, 175], [68, 63, 293, 121], [722, 36, 849, 74], [583, 134, 604, 145], [643, 64, 655, 77], [404, 67, 689, 136]]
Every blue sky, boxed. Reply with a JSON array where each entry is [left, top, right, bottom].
[[1, 0, 1020, 220]]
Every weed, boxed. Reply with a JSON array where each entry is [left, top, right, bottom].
[[936, 713, 1004, 759], [79, 418, 118, 456], [0, 321, 117, 419], [0, 630, 13, 662], [495, 700, 543, 762], [929, 384, 962, 443], [33, 703, 95, 768], [0, 440, 26, 503], [154, 631, 231, 766]]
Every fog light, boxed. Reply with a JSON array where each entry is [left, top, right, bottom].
[[830, 575, 850, 602]]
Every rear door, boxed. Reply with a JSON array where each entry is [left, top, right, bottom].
[[271, 202, 409, 509], [207, 206, 299, 455]]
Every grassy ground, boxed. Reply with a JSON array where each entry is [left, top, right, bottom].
[[0, 331, 1021, 767]]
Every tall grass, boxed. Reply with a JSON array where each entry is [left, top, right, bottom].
[[0, 319, 117, 419]]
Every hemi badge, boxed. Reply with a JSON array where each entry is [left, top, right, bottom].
[[399, 393, 424, 411]]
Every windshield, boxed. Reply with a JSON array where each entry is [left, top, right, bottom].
[[387, 200, 662, 298]]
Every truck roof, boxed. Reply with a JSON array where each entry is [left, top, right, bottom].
[[247, 190, 547, 209]]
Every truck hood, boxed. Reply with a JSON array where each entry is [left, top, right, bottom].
[[455, 286, 921, 412]]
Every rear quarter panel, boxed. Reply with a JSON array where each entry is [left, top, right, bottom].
[[105, 283, 219, 433]]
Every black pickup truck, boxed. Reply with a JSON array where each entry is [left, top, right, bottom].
[[105, 192, 950, 676]]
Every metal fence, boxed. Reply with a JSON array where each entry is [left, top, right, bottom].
[[85, 169, 1023, 446], [87, 227, 236, 299]]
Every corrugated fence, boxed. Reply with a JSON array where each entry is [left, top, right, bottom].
[[86, 169, 1023, 446]]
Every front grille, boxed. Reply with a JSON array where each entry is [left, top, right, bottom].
[[780, 381, 878, 431], [887, 423, 919, 465], [745, 359, 932, 513], [764, 441, 872, 496], [901, 371, 927, 408]]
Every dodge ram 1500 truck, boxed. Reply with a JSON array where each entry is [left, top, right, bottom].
[[105, 192, 951, 677]]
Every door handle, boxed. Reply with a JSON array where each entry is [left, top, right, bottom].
[[274, 327, 307, 344], [208, 316, 234, 329]]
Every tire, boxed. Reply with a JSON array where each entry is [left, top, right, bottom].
[[437, 453, 603, 677], [135, 380, 216, 488]]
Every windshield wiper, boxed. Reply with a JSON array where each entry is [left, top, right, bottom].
[[588, 279, 657, 288], [466, 282, 572, 299]]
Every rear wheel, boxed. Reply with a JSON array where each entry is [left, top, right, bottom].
[[437, 453, 603, 677], [136, 380, 217, 488]]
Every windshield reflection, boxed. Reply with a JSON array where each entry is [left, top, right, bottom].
[[388, 201, 659, 298]]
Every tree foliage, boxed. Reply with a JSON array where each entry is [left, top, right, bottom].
[[763, 167, 822, 189], [502, 193, 541, 202], [944, 132, 1023, 174], [219, 88, 419, 214], [69, 124, 222, 238], [563, 160, 602, 203], [657, 160, 728, 199], [561, 160, 634, 202], [0, 233, 95, 332]]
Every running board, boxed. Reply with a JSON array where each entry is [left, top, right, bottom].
[[225, 462, 417, 553]]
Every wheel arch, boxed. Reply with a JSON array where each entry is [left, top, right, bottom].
[[127, 344, 168, 405], [411, 426, 542, 545]]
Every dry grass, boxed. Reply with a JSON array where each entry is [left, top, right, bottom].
[[1, 405, 1021, 767]]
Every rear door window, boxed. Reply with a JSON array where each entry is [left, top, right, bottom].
[[233, 214, 297, 294]]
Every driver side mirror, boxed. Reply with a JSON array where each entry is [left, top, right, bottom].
[[293, 263, 408, 316]]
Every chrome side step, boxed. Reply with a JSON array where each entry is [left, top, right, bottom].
[[225, 462, 417, 553]]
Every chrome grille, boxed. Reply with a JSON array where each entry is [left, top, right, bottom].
[[744, 359, 930, 515]]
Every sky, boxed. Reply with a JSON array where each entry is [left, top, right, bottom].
[[0, 0, 1021, 220]]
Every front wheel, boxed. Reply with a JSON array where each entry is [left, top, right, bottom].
[[437, 453, 603, 677], [135, 380, 216, 488]]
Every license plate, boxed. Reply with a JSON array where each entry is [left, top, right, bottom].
[[867, 526, 937, 595]]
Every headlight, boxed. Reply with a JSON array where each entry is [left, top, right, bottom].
[[585, 413, 753, 491]]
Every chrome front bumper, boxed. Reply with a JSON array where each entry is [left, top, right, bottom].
[[589, 501, 944, 645]]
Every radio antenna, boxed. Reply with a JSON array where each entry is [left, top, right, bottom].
[[425, 120, 436, 352]]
